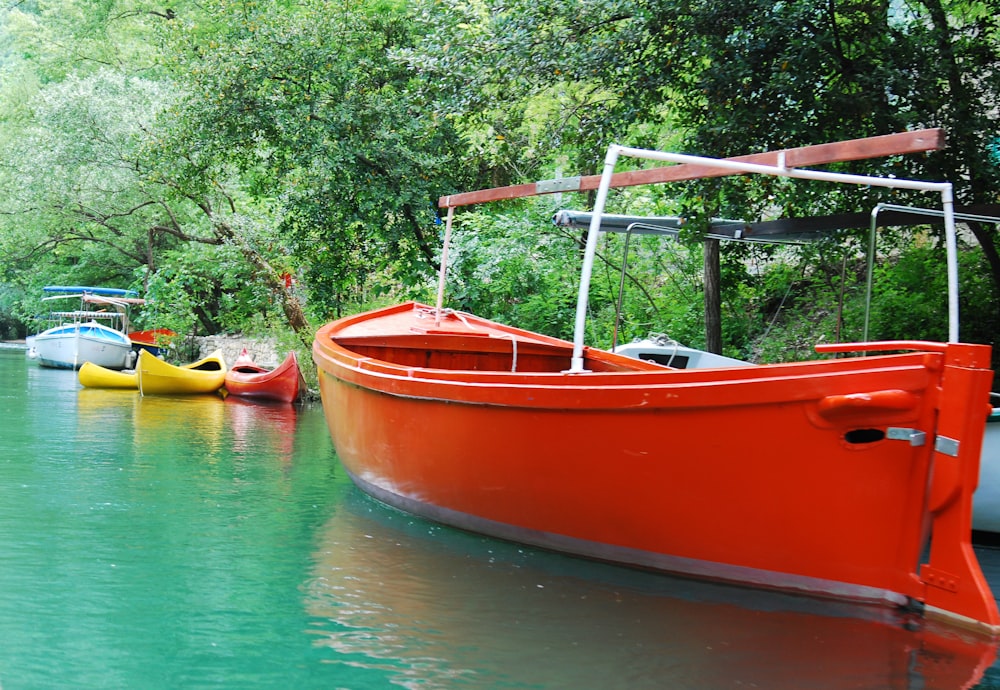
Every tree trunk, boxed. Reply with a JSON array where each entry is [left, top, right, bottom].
[[213, 221, 311, 339], [279, 286, 309, 334], [704, 238, 722, 354], [194, 304, 219, 335], [242, 256, 309, 338]]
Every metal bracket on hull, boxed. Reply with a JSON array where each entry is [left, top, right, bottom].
[[887, 427, 926, 447], [935, 436, 960, 458]]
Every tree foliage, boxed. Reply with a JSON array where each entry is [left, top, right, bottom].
[[0, 0, 999, 363], [153, 0, 485, 317], [405, 0, 1000, 352]]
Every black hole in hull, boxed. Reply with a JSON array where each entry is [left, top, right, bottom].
[[845, 428, 886, 444]]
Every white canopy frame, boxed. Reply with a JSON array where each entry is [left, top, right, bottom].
[[863, 203, 1000, 342], [568, 145, 958, 373]]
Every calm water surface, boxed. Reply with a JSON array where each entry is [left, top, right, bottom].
[[4, 349, 1000, 689]]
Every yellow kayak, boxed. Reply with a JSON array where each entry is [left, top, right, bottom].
[[78, 361, 138, 389], [136, 348, 227, 395]]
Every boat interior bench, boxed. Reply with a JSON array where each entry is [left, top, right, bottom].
[[331, 333, 646, 373]]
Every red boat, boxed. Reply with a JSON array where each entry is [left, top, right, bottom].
[[312, 131, 1000, 633], [224, 348, 302, 403], [128, 328, 177, 357]]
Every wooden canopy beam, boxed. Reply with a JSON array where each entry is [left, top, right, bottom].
[[438, 128, 946, 209]]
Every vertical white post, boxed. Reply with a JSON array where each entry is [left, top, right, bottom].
[[569, 145, 622, 372], [941, 185, 959, 342], [864, 206, 880, 343]]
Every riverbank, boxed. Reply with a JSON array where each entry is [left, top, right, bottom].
[[176, 334, 282, 369]]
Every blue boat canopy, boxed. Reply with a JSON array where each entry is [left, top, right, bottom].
[[43, 285, 139, 297]]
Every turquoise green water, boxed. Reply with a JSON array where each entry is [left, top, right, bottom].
[[4, 350, 1000, 689]]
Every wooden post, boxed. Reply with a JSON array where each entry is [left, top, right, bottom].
[[704, 238, 722, 354]]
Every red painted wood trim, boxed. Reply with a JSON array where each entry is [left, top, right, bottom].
[[439, 128, 946, 208]]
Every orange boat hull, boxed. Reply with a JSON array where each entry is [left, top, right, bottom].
[[224, 350, 301, 404], [313, 302, 1000, 633]]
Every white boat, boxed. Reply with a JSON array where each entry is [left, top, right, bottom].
[[31, 286, 142, 370]]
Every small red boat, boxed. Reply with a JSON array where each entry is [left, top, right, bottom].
[[224, 348, 302, 403]]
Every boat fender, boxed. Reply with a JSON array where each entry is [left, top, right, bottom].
[[816, 389, 918, 420]]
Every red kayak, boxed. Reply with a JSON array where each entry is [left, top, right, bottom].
[[224, 348, 302, 403]]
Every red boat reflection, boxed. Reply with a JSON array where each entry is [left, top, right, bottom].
[[304, 493, 999, 689]]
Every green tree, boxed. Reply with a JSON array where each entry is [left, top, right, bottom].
[[403, 0, 650, 181], [154, 0, 486, 318], [409, 0, 1000, 348], [0, 1, 310, 337]]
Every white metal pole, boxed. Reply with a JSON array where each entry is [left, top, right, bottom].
[[569, 145, 622, 372], [864, 206, 879, 343], [568, 145, 960, 370], [613, 147, 951, 195], [869, 200, 1000, 342], [941, 185, 959, 342]]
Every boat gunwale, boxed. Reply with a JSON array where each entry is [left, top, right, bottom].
[[35, 321, 131, 342], [141, 350, 226, 375], [315, 301, 953, 382], [314, 306, 948, 382], [317, 355, 939, 413], [314, 320, 951, 414]]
